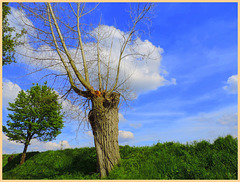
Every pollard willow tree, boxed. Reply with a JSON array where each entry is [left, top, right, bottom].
[[15, 2, 157, 177]]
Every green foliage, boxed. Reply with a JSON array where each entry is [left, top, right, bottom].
[[3, 83, 64, 145], [2, 135, 238, 179], [2, 2, 26, 66], [3, 148, 98, 179], [109, 135, 238, 180], [3, 152, 39, 172]]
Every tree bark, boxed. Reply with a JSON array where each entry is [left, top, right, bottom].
[[88, 92, 121, 178], [20, 143, 29, 165]]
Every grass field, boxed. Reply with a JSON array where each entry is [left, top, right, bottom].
[[2, 135, 238, 179]]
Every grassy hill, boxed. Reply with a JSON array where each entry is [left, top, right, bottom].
[[2, 135, 238, 179]]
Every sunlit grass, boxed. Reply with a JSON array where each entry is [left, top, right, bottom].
[[2, 135, 238, 179]]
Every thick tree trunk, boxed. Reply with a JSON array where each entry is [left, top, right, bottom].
[[88, 92, 121, 178], [20, 143, 29, 165]]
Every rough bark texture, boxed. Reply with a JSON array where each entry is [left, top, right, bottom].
[[88, 92, 121, 178], [20, 143, 29, 165]]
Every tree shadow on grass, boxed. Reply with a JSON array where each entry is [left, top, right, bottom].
[[3, 148, 99, 179], [57, 148, 98, 177], [3, 151, 40, 173]]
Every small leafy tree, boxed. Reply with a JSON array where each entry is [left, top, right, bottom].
[[3, 83, 64, 165], [2, 2, 26, 66]]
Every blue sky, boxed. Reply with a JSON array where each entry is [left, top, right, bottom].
[[2, 2, 238, 154]]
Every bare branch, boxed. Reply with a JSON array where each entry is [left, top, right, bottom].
[[68, 3, 77, 17], [108, 3, 154, 94], [97, 18, 102, 91], [47, 3, 89, 98], [47, 3, 92, 91], [14, 2, 156, 113], [80, 3, 99, 17], [77, 3, 90, 84], [105, 30, 115, 91]]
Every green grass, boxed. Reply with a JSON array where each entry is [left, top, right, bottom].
[[2, 135, 238, 179]]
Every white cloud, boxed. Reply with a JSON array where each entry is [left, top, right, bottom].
[[9, 7, 35, 35], [2, 81, 22, 109], [7, 6, 35, 50], [119, 130, 134, 141], [2, 134, 71, 154], [2, 134, 23, 154], [119, 113, 127, 122], [97, 29, 177, 94], [7, 7, 65, 73], [30, 139, 71, 151], [2, 133, 23, 146], [223, 75, 238, 94], [9, 7, 176, 97]]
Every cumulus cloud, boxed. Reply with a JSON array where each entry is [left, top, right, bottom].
[[223, 75, 238, 94], [92, 25, 176, 94], [30, 139, 71, 151], [9, 7, 35, 35], [119, 130, 134, 142], [8, 7, 176, 97], [2, 81, 22, 109], [2, 134, 71, 154]]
